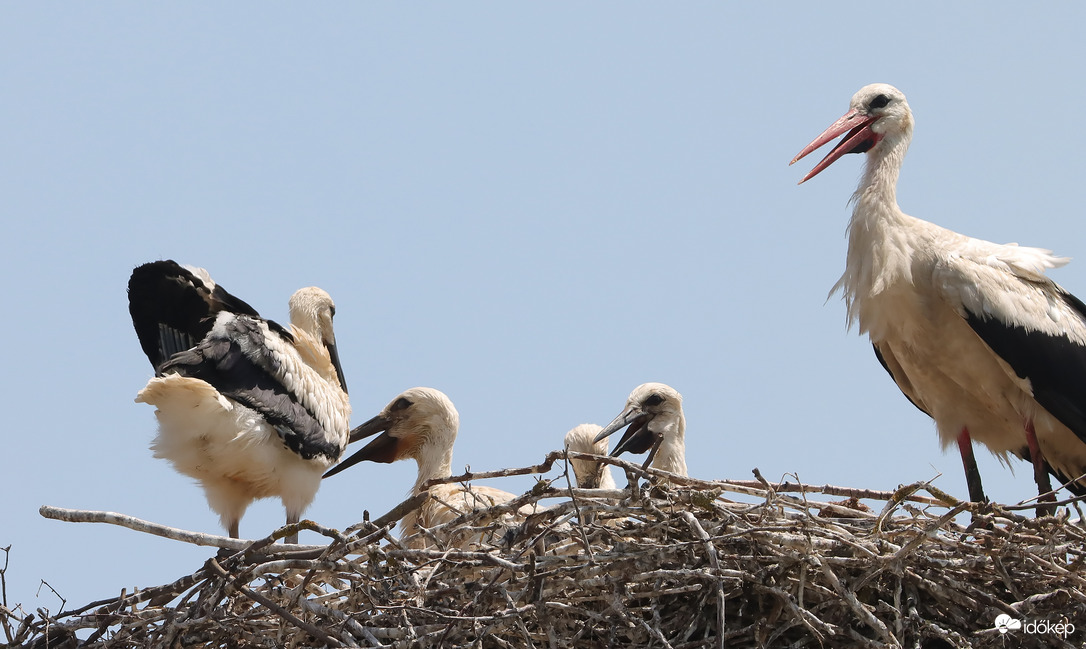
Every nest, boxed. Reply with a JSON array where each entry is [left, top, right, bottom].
[[4, 453, 1086, 648]]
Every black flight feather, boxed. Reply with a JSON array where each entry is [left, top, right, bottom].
[[964, 290, 1086, 496]]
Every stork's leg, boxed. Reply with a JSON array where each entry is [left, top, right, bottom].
[[1025, 420, 1056, 516], [228, 519, 240, 539], [956, 428, 986, 503], [285, 512, 300, 545]]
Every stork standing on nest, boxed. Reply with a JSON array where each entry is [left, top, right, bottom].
[[791, 83, 1086, 510], [564, 424, 617, 489], [324, 387, 528, 548], [129, 260, 351, 543], [594, 383, 687, 477]]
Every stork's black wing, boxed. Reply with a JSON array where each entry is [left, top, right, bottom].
[[963, 289, 1086, 495], [872, 343, 931, 416], [160, 313, 340, 461], [128, 260, 263, 371]]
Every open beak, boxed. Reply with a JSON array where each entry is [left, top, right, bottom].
[[595, 406, 657, 457], [790, 108, 880, 183], [323, 413, 396, 478]]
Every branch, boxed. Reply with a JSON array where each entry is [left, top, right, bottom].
[[423, 453, 561, 489], [38, 506, 327, 553], [564, 455, 948, 506]]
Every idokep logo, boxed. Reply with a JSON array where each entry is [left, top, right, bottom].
[[994, 613, 1075, 638], [993, 614, 1021, 634]]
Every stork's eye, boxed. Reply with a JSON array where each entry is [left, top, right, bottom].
[[643, 394, 664, 407], [869, 94, 891, 110], [391, 397, 412, 411], [330, 305, 336, 318]]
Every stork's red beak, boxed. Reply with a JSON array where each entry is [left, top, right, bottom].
[[791, 109, 880, 183]]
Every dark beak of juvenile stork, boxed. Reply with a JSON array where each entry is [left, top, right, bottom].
[[790, 107, 881, 183], [324, 335, 349, 395], [594, 404, 659, 459], [322, 413, 398, 478]]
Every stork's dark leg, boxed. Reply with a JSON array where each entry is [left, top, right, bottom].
[[956, 428, 986, 504], [1025, 420, 1056, 517], [228, 519, 240, 539], [285, 512, 300, 545]]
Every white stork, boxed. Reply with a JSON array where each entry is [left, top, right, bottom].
[[129, 260, 351, 543], [563, 423, 617, 489], [594, 383, 688, 477], [791, 83, 1086, 510], [323, 387, 528, 549]]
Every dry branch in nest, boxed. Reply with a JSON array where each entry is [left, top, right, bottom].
[[5, 451, 1086, 648]]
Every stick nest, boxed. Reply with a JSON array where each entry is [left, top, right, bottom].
[[5, 453, 1086, 648]]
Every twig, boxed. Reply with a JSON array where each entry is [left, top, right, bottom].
[[0, 545, 10, 643], [561, 449, 595, 559], [424, 454, 561, 489], [39, 505, 327, 552], [679, 512, 724, 649]]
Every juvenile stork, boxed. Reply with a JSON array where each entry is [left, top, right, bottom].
[[563, 424, 617, 489], [594, 383, 687, 477], [791, 83, 1086, 509], [128, 260, 351, 543], [324, 387, 530, 548]]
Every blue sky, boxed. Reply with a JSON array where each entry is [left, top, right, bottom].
[[4, 4, 1086, 613]]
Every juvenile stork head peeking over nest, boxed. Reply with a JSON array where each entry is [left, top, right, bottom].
[[128, 260, 351, 543], [564, 424, 617, 489], [792, 84, 1086, 513], [324, 387, 522, 548], [595, 383, 687, 477]]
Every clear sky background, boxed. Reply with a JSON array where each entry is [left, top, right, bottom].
[[4, 4, 1086, 614]]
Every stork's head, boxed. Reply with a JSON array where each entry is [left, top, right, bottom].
[[323, 387, 459, 478], [289, 287, 348, 394], [791, 83, 913, 183], [564, 423, 610, 489], [594, 382, 685, 459]]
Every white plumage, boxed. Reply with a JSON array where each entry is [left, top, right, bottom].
[[594, 382, 687, 477], [563, 423, 617, 489], [324, 387, 530, 548], [129, 261, 351, 542], [792, 83, 1086, 507]]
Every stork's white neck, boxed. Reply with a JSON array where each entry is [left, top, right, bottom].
[[833, 131, 920, 329], [412, 432, 455, 496], [651, 412, 688, 477], [855, 130, 908, 209]]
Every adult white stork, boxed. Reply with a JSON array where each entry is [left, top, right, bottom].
[[129, 260, 351, 543], [324, 387, 528, 549], [563, 423, 617, 489], [594, 383, 688, 477], [791, 83, 1086, 509]]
